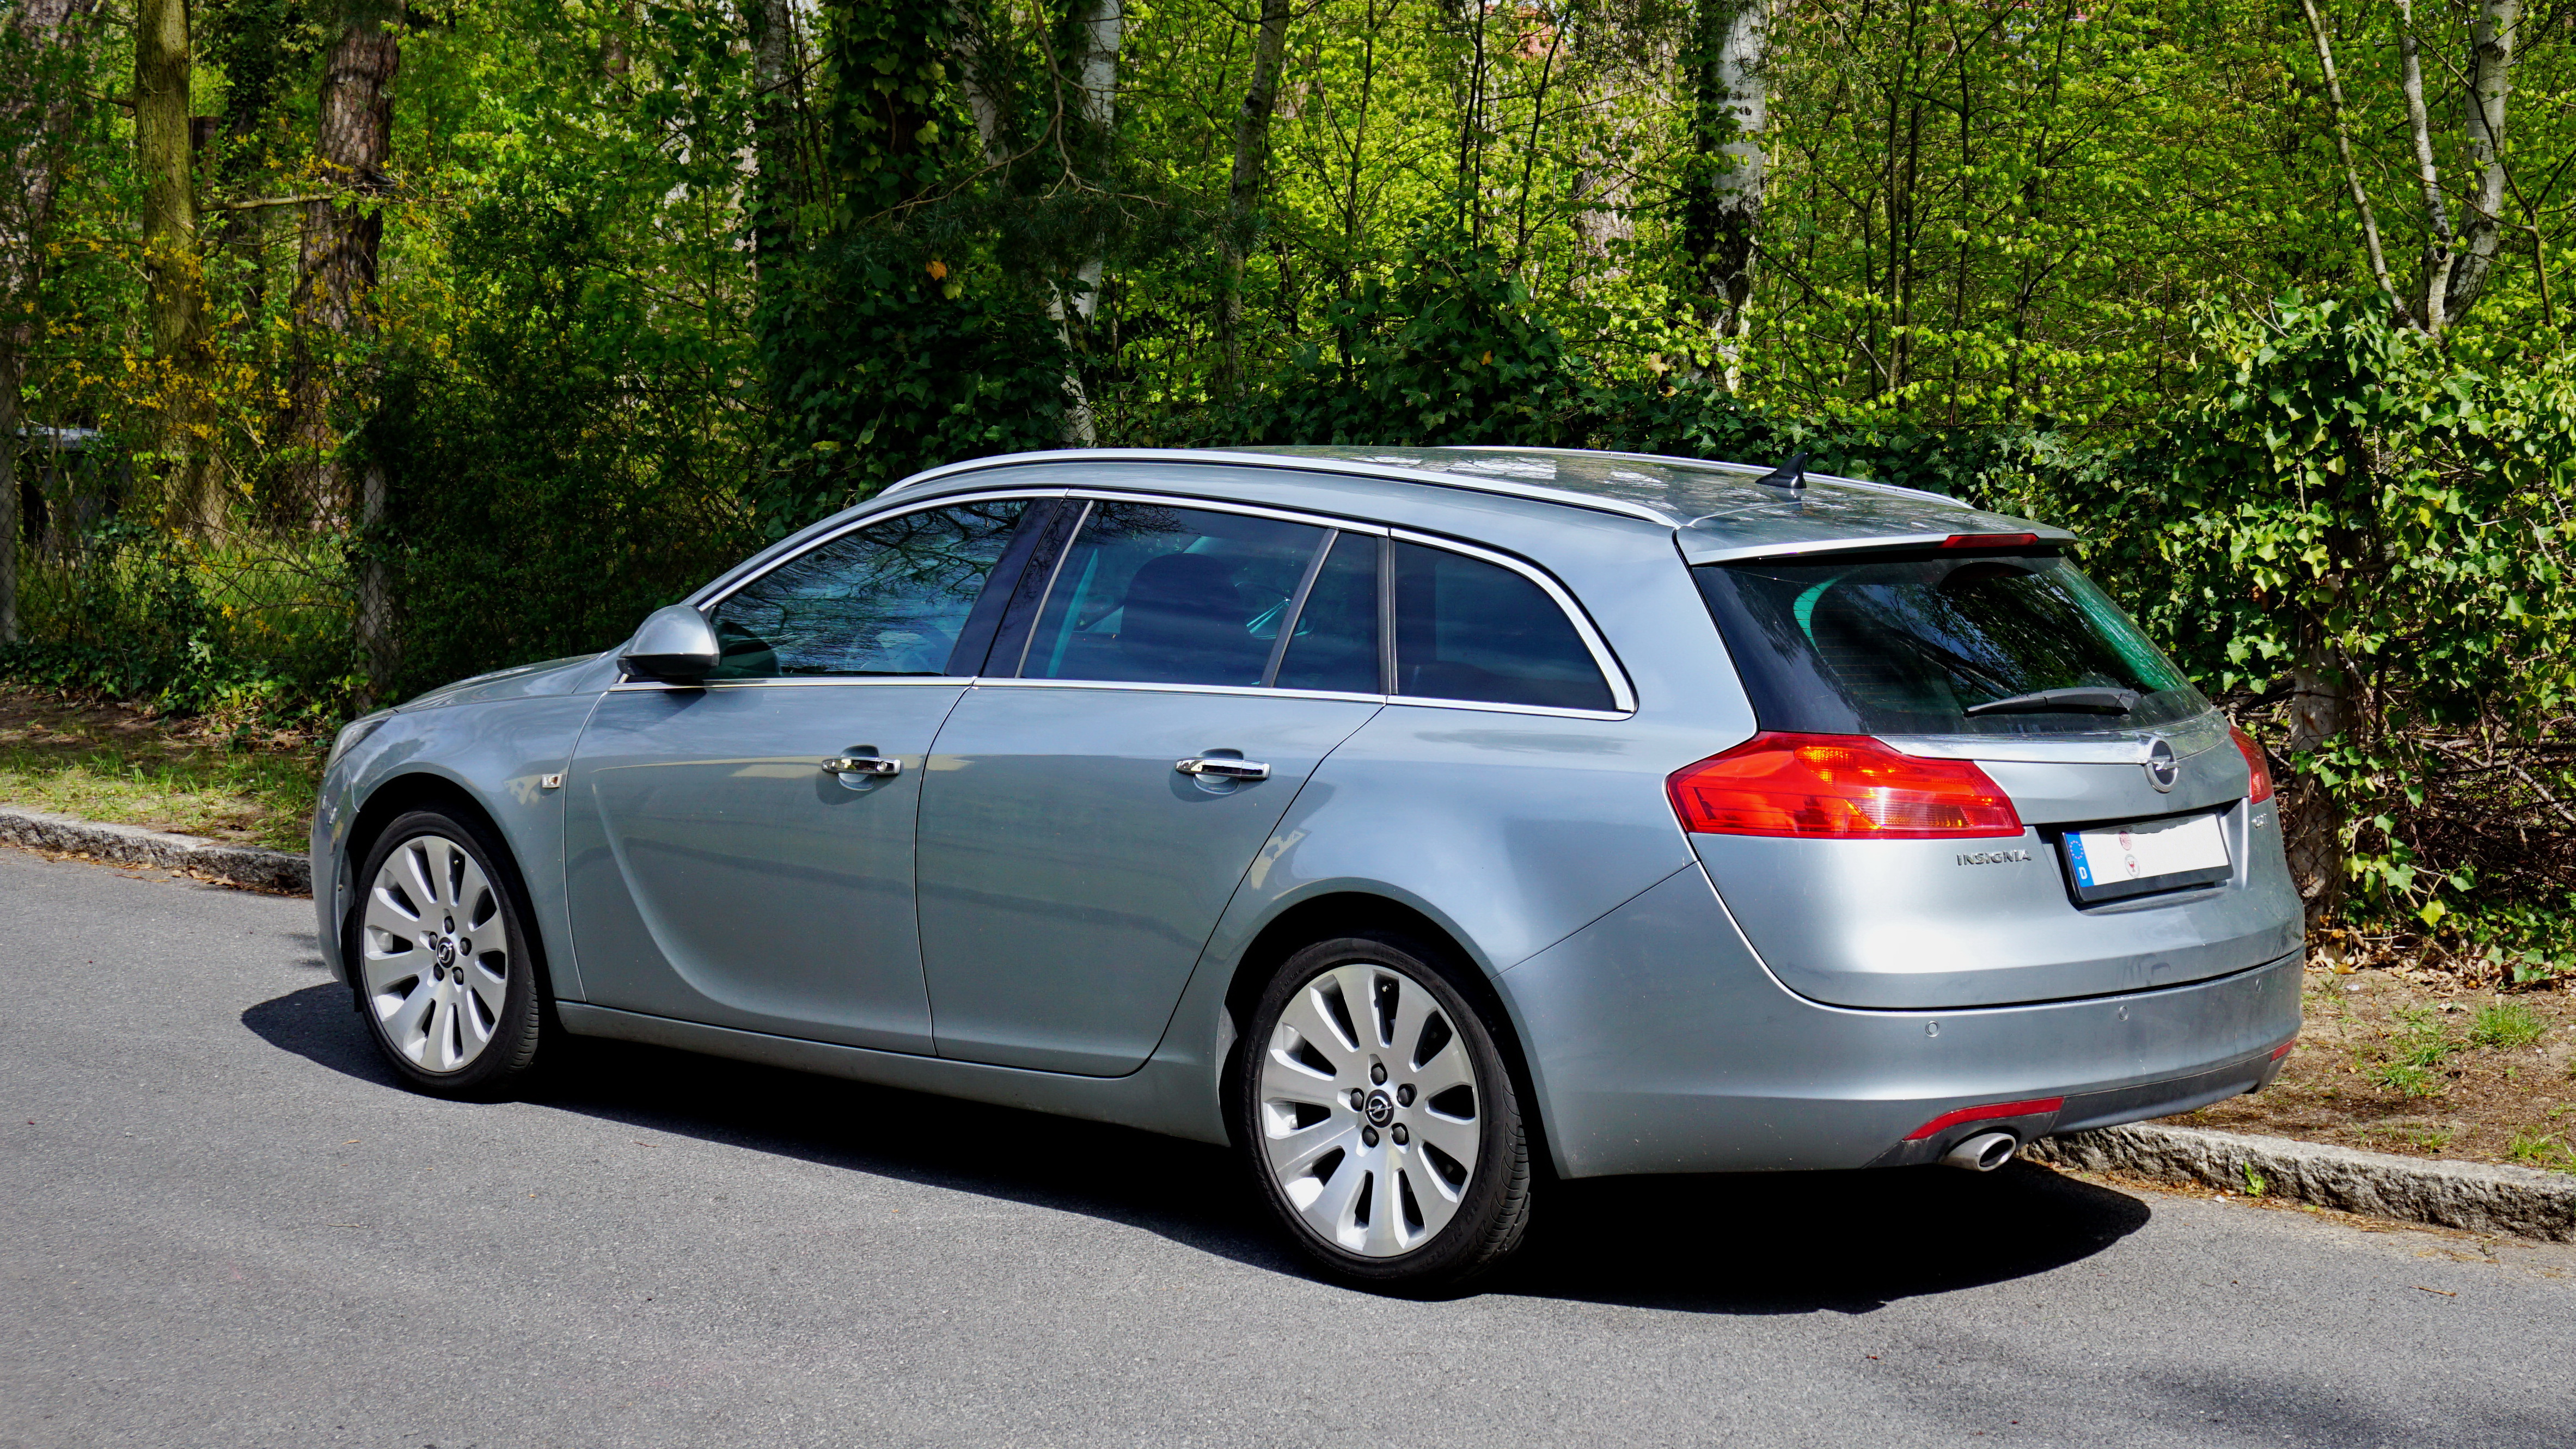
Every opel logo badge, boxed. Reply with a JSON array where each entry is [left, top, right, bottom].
[[2143, 737, 2180, 793], [1364, 1090, 1395, 1127]]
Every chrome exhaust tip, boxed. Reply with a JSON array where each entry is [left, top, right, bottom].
[[1941, 1131, 2020, 1172]]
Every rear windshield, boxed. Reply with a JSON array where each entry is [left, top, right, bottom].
[[1692, 552, 2208, 736]]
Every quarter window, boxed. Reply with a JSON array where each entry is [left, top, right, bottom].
[[706, 499, 1030, 678], [1391, 541, 1614, 711]]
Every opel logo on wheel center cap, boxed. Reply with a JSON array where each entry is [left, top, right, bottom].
[[2143, 737, 2180, 793], [1364, 1089, 1394, 1127], [435, 938, 457, 968]]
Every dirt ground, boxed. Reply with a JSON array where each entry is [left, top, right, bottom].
[[2171, 963, 2576, 1174], [0, 685, 321, 850]]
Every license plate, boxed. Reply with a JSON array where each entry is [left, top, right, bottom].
[[2060, 811, 2232, 904]]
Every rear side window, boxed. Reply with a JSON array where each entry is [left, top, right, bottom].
[[1692, 552, 2206, 735], [1393, 541, 1615, 711], [1020, 501, 1326, 686]]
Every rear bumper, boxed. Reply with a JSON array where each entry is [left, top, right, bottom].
[[1861, 1040, 2291, 1168], [1496, 864, 2304, 1178]]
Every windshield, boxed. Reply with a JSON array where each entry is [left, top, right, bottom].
[[1692, 551, 2207, 736]]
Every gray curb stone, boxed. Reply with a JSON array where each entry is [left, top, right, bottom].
[[0, 805, 311, 895], [2028, 1122, 2576, 1241]]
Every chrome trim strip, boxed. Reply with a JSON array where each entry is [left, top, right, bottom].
[[1386, 527, 1640, 715], [874, 449, 1680, 525], [963, 679, 1390, 707], [608, 677, 971, 692], [1065, 488, 1393, 535], [1383, 695, 1634, 722]]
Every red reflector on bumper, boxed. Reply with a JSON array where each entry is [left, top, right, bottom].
[[1904, 1096, 2066, 1142], [2269, 1040, 2295, 1060]]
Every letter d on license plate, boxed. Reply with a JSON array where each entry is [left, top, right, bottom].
[[2061, 812, 2232, 904]]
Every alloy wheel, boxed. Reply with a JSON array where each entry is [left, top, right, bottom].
[[359, 833, 510, 1074], [1256, 960, 1483, 1257]]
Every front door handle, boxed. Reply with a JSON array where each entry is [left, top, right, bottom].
[[1176, 757, 1270, 781], [823, 754, 901, 777]]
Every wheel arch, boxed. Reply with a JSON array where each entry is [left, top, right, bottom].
[[341, 771, 562, 1016], [1215, 890, 1555, 1177]]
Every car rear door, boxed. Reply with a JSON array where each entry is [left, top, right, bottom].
[[563, 495, 1051, 1052], [913, 496, 1385, 1076]]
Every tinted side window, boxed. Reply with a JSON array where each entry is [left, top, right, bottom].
[[1391, 541, 1614, 711], [1021, 501, 1328, 686], [707, 500, 1029, 678], [1274, 532, 1382, 694]]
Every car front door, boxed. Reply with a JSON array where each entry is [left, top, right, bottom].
[[565, 495, 1049, 1053], [914, 498, 1387, 1076]]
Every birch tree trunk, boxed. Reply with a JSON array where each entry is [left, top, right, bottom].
[[1216, 0, 1293, 393], [2443, 0, 2520, 323], [0, 0, 100, 643], [1679, 0, 1763, 388], [136, 0, 217, 531], [1054, 0, 1121, 445]]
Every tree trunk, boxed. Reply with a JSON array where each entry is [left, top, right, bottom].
[[286, 8, 399, 530], [1054, 0, 1121, 446], [2394, 0, 2454, 334], [2443, 0, 2520, 323], [1216, 0, 1293, 394], [136, 0, 216, 532], [1679, 0, 1764, 388], [0, 0, 101, 643], [749, 0, 797, 279]]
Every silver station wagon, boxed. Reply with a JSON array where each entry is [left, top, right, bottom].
[[314, 446, 2303, 1288]]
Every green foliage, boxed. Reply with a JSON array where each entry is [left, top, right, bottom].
[[758, 237, 1070, 531]]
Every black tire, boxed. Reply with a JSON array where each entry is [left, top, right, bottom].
[[345, 808, 549, 1098], [1231, 931, 1535, 1291]]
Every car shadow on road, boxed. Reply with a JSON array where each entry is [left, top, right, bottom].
[[243, 982, 2149, 1315]]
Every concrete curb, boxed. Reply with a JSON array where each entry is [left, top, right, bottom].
[[2028, 1122, 2576, 1242], [0, 805, 311, 895]]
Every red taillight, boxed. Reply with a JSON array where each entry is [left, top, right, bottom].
[[1667, 732, 2024, 839], [1904, 1097, 2065, 1141], [1939, 532, 2040, 549], [2230, 725, 2275, 804]]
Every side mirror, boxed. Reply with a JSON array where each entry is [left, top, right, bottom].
[[620, 604, 722, 683]]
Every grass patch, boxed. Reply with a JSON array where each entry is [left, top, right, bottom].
[[2507, 1129, 2576, 1174], [2470, 1002, 2550, 1050], [0, 687, 321, 851], [2366, 1008, 2463, 1097]]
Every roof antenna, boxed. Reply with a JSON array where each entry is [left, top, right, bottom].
[[1753, 452, 1808, 492]]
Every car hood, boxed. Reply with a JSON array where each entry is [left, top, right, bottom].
[[399, 652, 611, 711]]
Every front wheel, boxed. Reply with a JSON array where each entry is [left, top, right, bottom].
[[346, 809, 549, 1097], [1232, 932, 1535, 1290]]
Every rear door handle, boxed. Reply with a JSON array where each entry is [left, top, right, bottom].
[[823, 755, 901, 777], [1176, 757, 1270, 781]]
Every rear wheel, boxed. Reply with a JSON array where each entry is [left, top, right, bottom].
[[347, 809, 548, 1097], [1233, 932, 1534, 1290]]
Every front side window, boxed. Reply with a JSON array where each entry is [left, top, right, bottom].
[[1392, 541, 1616, 711], [1692, 551, 2206, 735], [707, 499, 1030, 678], [1021, 502, 1328, 686]]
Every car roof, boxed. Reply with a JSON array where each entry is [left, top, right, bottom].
[[881, 445, 2075, 562]]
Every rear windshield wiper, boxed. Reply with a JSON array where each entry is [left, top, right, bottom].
[[1963, 686, 2141, 717]]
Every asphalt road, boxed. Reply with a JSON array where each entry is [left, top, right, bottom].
[[3, 844, 2573, 1449]]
